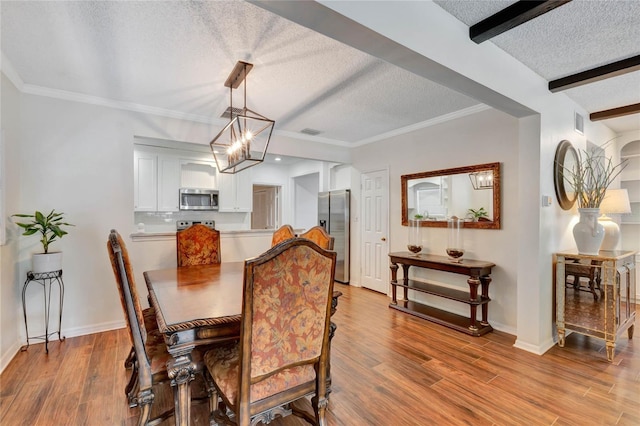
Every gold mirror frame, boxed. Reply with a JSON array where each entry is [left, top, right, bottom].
[[401, 162, 501, 229]]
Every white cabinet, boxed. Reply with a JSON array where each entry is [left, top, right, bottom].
[[158, 156, 181, 211], [134, 151, 157, 211], [180, 160, 217, 189], [134, 150, 181, 212], [218, 169, 253, 212]]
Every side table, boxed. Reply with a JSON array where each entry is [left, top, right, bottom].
[[555, 250, 636, 362], [21, 270, 65, 353]]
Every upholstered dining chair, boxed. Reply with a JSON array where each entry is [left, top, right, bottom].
[[108, 230, 208, 425], [203, 238, 337, 426], [176, 224, 221, 266], [299, 226, 334, 250], [270, 224, 296, 247]]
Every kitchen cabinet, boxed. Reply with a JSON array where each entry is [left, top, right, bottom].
[[180, 159, 217, 190], [134, 150, 182, 212], [158, 156, 181, 211], [218, 169, 253, 212], [134, 151, 157, 211]]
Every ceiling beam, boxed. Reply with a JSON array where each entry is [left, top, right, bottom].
[[549, 55, 640, 92], [470, 0, 572, 44], [590, 103, 640, 122]]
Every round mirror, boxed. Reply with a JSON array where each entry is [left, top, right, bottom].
[[554, 140, 578, 210]]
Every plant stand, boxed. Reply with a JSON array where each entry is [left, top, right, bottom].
[[21, 270, 65, 353]]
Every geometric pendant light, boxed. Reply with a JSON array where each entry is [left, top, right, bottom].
[[210, 61, 275, 174]]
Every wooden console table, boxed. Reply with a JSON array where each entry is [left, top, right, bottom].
[[555, 250, 636, 362], [388, 252, 495, 336]]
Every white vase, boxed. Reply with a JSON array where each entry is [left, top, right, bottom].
[[573, 208, 604, 255], [32, 252, 63, 273]]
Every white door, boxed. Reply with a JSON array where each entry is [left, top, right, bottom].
[[361, 169, 389, 294]]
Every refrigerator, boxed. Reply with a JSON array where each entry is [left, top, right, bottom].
[[318, 189, 350, 283]]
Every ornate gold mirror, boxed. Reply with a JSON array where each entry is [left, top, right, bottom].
[[401, 162, 501, 229]]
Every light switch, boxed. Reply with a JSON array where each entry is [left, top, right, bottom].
[[542, 195, 553, 207]]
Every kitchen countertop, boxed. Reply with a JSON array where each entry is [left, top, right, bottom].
[[130, 228, 277, 242]]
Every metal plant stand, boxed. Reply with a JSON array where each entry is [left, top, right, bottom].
[[21, 270, 65, 353]]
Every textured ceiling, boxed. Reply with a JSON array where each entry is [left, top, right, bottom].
[[0, 1, 479, 145], [435, 0, 640, 134], [1, 1, 639, 146]]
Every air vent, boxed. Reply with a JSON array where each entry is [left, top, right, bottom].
[[574, 112, 584, 135], [220, 106, 245, 119], [300, 128, 322, 136]]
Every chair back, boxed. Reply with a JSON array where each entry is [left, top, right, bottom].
[[176, 224, 221, 266], [270, 224, 296, 247], [107, 230, 152, 387], [299, 225, 334, 250], [238, 238, 336, 418]]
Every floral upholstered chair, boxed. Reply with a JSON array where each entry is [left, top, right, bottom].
[[108, 230, 209, 423], [299, 226, 334, 250], [270, 224, 296, 247], [203, 238, 337, 426], [177, 224, 221, 266]]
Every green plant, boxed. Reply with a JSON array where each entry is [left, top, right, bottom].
[[564, 150, 627, 208], [12, 210, 74, 253], [467, 207, 488, 220], [413, 214, 424, 220]]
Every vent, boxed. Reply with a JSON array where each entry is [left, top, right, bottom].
[[300, 128, 322, 136], [574, 112, 584, 135], [220, 106, 245, 119]]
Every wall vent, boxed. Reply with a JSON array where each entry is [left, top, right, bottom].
[[220, 106, 245, 119], [300, 128, 322, 136], [574, 112, 584, 135]]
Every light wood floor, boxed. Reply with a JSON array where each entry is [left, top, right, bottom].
[[2, 283, 639, 425]]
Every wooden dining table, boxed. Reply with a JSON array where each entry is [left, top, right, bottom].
[[144, 261, 342, 426]]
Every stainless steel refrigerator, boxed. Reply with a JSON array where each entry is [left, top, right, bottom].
[[318, 189, 350, 283]]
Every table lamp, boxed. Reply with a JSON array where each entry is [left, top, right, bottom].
[[598, 188, 631, 251]]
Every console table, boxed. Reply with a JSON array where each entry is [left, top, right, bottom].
[[388, 252, 495, 336], [555, 250, 636, 362]]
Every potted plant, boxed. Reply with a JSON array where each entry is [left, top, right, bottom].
[[466, 207, 489, 222], [563, 149, 627, 254], [12, 210, 74, 273]]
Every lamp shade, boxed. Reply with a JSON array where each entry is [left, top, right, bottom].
[[598, 188, 631, 251], [599, 189, 631, 214]]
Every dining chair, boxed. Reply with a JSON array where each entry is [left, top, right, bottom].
[[270, 224, 296, 247], [108, 230, 208, 425], [176, 224, 221, 266], [299, 225, 334, 250], [203, 238, 337, 426]]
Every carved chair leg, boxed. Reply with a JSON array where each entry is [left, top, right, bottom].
[[135, 389, 154, 426], [125, 364, 139, 404], [124, 346, 136, 369], [312, 395, 329, 426]]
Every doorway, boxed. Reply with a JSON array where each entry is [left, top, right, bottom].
[[361, 169, 389, 294], [252, 185, 280, 230]]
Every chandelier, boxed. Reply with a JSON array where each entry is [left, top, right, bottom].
[[468, 170, 493, 190], [210, 61, 275, 174]]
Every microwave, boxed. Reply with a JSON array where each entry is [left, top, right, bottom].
[[179, 188, 219, 211]]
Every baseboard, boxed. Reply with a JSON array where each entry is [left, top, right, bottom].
[[0, 340, 22, 375], [514, 336, 556, 355], [1, 319, 126, 375]]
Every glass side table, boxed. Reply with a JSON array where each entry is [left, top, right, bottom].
[[21, 270, 65, 353]]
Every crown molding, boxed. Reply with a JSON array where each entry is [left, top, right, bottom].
[[1, 52, 24, 91], [352, 104, 491, 147], [21, 84, 217, 124]]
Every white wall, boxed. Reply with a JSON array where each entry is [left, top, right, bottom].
[[293, 172, 319, 230], [0, 74, 22, 371], [351, 108, 519, 333]]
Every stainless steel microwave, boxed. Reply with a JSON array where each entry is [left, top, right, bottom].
[[179, 188, 219, 211]]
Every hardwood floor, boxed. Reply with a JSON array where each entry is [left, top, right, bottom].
[[2, 283, 638, 425]]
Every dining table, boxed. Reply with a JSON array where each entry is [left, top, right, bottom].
[[144, 261, 342, 426]]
